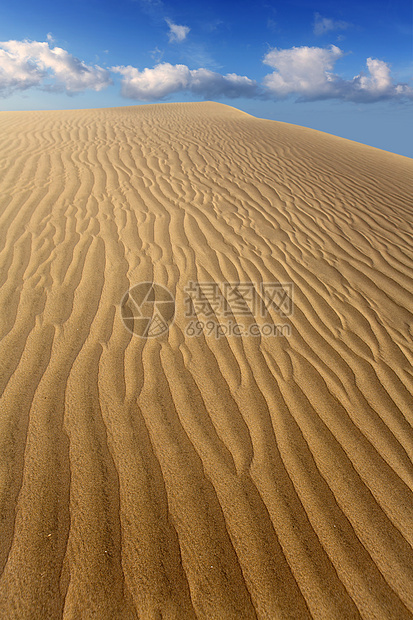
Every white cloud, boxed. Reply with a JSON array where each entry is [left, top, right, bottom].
[[112, 62, 258, 100], [190, 68, 257, 98], [350, 58, 413, 101], [1, 39, 411, 105], [263, 45, 413, 102], [0, 39, 112, 95], [263, 45, 343, 98], [313, 13, 351, 36], [0, 47, 44, 93], [165, 19, 190, 43], [149, 46, 164, 62], [356, 58, 393, 92], [113, 63, 190, 100]]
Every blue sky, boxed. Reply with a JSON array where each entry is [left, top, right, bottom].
[[0, 0, 412, 155]]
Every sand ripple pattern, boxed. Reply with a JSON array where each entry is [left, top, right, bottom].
[[0, 102, 412, 619]]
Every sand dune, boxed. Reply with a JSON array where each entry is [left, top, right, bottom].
[[0, 101, 412, 619]]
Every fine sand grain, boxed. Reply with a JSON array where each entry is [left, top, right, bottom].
[[0, 102, 412, 619]]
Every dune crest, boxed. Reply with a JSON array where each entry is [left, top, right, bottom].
[[0, 102, 412, 619]]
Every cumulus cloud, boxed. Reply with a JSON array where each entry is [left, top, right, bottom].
[[1, 38, 411, 105], [263, 45, 413, 102], [165, 19, 190, 43], [350, 58, 413, 101], [113, 63, 189, 100], [313, 13, 351, 36], [0, 39, 112, 95], [113, 51, 412, 103], [112, 62, 258, 100], [190, 68, 258, 98], [263, 45, 343, 98]]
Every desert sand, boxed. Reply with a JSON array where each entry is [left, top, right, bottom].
[[0, 101, 412, 619]]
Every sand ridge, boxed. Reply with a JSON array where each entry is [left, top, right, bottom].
[[0, 101, 412, 618]]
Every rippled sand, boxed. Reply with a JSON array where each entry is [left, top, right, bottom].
[[0, 102, 412, 619]]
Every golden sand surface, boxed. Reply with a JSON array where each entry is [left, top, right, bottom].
[[0, 102, 412, 619]]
